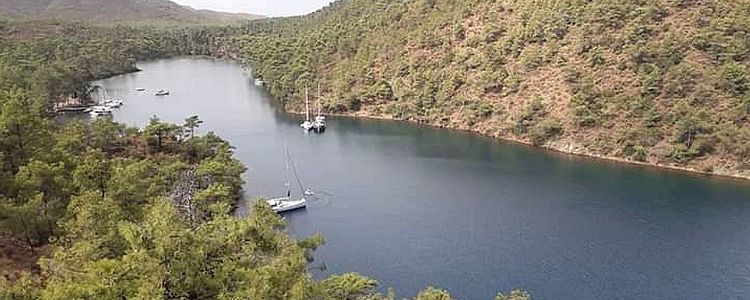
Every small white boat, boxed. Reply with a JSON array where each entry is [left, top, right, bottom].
[[135, 88, 146, 91], [254, 78, 265, 86], [266, 197, 307, 213], [155, 90, 170, 96]]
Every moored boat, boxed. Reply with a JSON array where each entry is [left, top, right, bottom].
[[89, 105, 113, 117], [264, 149, 308, 213], [313, 84, 326, 132], [266, 197, 307, 213], [300, 87, 314, 131]]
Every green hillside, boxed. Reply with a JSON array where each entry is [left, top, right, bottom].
[[232, 0, 750, 178], [0, 0, 263, 23]]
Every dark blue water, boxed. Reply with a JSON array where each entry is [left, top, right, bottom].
[[96, 58, 750, 300]]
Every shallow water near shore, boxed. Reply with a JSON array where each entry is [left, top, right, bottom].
[[94, 57, 750, 300]]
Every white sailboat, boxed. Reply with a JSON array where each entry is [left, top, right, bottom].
[[300, 87, 314, 131], [89, 105, 113, 117], [266, 149, 308, 213], [102, 90, 123, 108], [313, 83, 326, 132], [89, 87, 114, 117]]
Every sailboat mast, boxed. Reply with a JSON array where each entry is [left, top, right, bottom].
[[284, 148, 292, 197], [305, 87, 310, 121], [286, 149, 306, 195], [317, 83, 321, 116]]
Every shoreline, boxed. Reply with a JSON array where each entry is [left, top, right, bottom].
[[290, 110, 750, 182], [106, 56, 750, 182]]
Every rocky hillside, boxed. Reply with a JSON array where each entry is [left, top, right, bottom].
[[233, 0, 750, 178], [0, 0, 263, 23]]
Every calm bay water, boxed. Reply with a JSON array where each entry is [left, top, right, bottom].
[[95, 58, 750, 300]]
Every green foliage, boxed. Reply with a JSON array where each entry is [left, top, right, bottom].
[[495, 290, 532, 300], [414, 287, 456, 300], [144, 116, 183, 151], [514, 98, 547, 135], [530, 119, 564, 146], [570, 79, 603, 127], [321, 273, 379, 300], [184, 115, 204, 139], [719, 62, 749, 96], [0, 274, 41, 300]]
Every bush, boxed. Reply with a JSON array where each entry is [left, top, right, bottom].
[[719, 62, 749, 96], [514, 98, 546, 135], [530, 119, 563, 145], [669, 144, 701, 164], [570, 79, 602, 127]]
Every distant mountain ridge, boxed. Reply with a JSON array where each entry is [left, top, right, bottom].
[[0, 0, 264, 23]]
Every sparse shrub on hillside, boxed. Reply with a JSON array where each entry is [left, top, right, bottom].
[[670, 108, 715, 163], [738, 94, 750, 117], [589, 47, 605, 67], [718, 126, 750, 163], [503, 73, 523, 95], [570, 78, 602, 127], [530, 119, 563, 146], [638, 63, 664, 97], [514, 97, 547, 135], [663, 63, 699, 98], [562, 67, 580, 83], [719, 62, 749, 96], [481, 69, 509, 94], [519, 44, 544, 70]]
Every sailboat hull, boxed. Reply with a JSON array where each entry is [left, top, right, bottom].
[[266, 198, 307, 213]]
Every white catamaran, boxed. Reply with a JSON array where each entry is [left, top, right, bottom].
[[300, 87, 314, 131], [266, 150, 308, 213]]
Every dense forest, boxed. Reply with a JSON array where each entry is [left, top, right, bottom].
[[231, 0, 750, 179], [0, 17, 527, 300]]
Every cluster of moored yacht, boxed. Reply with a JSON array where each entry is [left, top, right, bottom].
[[300, 85, 327, 132], [85, 88, 123, 117], [85, 87, 172, 117]]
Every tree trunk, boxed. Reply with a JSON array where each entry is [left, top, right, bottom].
[[19, 218, 36, 255]]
